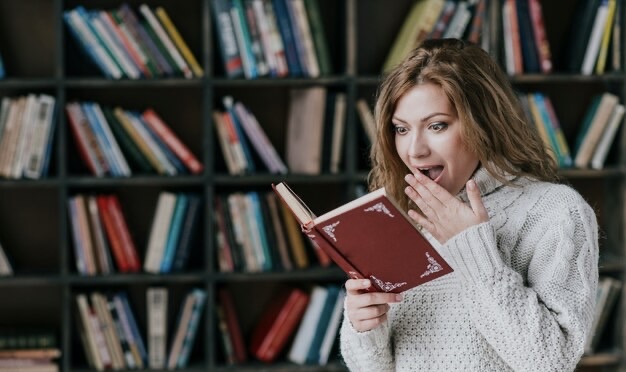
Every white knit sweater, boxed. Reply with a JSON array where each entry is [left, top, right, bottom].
[[340, 167, 599, 372]]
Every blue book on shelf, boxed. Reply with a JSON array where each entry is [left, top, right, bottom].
[[82, 102, 124, 176], [248, 192, 272, 271], [160, 193, 189, 273], [172, 193, 202, 272], [176, 289, 207, 368], [223, 96, 255, 172], [0, 51, 5, 79], [39, 96, 58, 177], [211, 0, 244, 78], [306, 285, 340, 364], [117, 292, 148, 367], [63, 9, 114, 78], [272, 0, 303, 76]]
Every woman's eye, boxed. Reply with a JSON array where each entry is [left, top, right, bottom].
[[393, 125, 408, 135], [429, 122, 447, 132]]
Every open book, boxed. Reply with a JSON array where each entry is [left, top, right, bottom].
[[272, 182, 453, 293]]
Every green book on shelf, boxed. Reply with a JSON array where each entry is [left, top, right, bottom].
[[103, 106, 154, 173], [304, 0, 332, 76]]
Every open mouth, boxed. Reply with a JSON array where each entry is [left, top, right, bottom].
[[418, 166, 443, 181]]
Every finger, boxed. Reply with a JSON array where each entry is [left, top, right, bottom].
[[466, 180, 489, 222], [404, 174, 446, 210], [353, 313, 388, 332], [350, 303, 390, 322], [407, 208, 435, 232], [405, 186, 437, 220], [408, 172, 455, 205], [345, 279, 371, 295]]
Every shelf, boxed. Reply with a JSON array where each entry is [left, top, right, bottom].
[[579, 351, 622, 367], [214, 267, 346, 283], [65, 175, 205, 187]]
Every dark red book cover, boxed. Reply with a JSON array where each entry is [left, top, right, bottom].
[[273, 183, 453, 293], [217, 288, 247, 363], [249, 287, 310, 363]]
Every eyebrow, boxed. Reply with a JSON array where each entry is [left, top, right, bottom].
[[392, 112, 451, 124]]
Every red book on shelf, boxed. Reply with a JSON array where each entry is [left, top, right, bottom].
[[218, 288, 247, 363], [249, 287, 310, 363], [272, 182, 453, 293], [97, 195, 140, 273], [97, 195, 131, 273], [141, 108, 204, 175]]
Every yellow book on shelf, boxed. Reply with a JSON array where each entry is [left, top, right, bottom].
[[382, 0, 445, 72], [155, 7, 204, 77], [595, 0, 616, 74]]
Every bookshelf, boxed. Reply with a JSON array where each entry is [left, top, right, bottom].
[[0, 0, 624, 371]]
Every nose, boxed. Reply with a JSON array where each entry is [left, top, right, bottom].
[[408, 132, 429, 158]]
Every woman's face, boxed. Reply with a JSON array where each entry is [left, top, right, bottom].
[[393, 83, 480, 195]]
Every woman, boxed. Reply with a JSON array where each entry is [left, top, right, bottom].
[[340, 38, 599, 371]]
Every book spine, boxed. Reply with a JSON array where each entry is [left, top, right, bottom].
[[141, 108, 203, 174], [211, 0, 244, 77]]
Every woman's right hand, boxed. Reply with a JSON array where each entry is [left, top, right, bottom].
[[344, 279, 403, 333]]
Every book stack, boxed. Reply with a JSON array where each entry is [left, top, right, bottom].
[[211, 0, 332, 79], [67, 194, 141, 275], [64, 4, 203, 79], [213, 191, 330, 273], [66, 102, 203, 177], [143, 192, 202, 274], [0, 328, 60, 372], [0, 94, 57, 180]]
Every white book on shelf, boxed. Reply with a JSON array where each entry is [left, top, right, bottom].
[[143, 192, 177, 273], [0, 241, 13, 276], [330, 93, 347, 174], [356, 98, 376, 144], [11, 94, 37, 179], [287, 286, 328, 364], [590, 103, 625, 169], [318, 289, 345, 365], [90, 292, 126, 370], [91, 11, 141, 79], [76, 294, 105, 371], [68, 8, 123, 79], [0, 97, 26, 178], [147, 287, 168, 369], [22, 94, 56, 179], [581, 0, 610, 75], [167, 291, 196, 369]]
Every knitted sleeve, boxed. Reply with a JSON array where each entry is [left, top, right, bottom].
[[339, 303, 395, 371], [443, 186, 599, 372]]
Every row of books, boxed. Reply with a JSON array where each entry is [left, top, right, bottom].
[[214, 191, 330, 273], [214, 88, 347, 176], [565, 0, 623, 75], [217, 285, 344, 366], [519, 91, 624, 170], [64, 4, 203, 80], [69, 193, 202, 276], [384, 0, 496, 72], [212, 0, 331, 79], [144, 192, 202, 274], [0, 94, 57, 180], [66, 102, 203, 177], [0, 329, 57, 351], [75, 288, 205, 370]]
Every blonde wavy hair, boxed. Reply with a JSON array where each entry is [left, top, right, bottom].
[[369, 38, 558, 208]]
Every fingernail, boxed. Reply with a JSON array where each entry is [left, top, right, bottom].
[[395, 294, 403, 302], [467, 180, 475, 190], [363, 280, 370, 288]]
